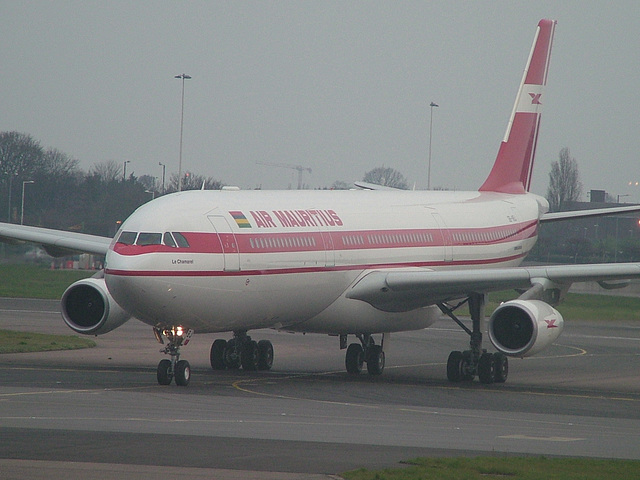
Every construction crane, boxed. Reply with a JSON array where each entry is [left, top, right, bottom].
[[257, 162, 312, 190]]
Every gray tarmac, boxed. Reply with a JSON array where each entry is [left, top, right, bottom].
[[1, 297, 640, 479]]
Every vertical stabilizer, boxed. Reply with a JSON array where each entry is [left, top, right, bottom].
[[479, 19, 556, 194]]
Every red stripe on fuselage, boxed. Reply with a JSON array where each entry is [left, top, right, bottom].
[[111, 221, 538, 256]]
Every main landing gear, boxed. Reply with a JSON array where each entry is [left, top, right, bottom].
[[209, 331, 274, 372], [439, 293, 508, 385], [154, 326, 193, 386], [341, 333, 386, 376]]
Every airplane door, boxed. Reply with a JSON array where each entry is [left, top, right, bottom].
[[321, 231, 335, 267], [207, 215, 241, 272], [431, 212, 453, 262]]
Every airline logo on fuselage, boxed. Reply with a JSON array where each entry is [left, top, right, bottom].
[[229, 210, 344, 229]]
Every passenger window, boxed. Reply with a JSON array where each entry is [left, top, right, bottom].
[[117, 231, 137, 245], [163, 232, 177, 248], [172, 232, 190, 248], [137, 233, 162, 246]]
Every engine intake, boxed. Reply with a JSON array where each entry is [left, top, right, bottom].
[[488, 299, 563, 357], [61, 277, 131, 335]]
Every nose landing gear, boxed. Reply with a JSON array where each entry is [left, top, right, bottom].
[[154, 326, 193, 386]]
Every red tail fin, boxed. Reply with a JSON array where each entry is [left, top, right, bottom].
[[479, 19, 556, 194]]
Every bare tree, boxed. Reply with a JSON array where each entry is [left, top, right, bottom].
[[0, 131, 44, 178], [90, 160, 122, 184], [546, 147, 582, 212], [330, 180, 351, 190], [138, 175, 158, 192], [42, 148, 80, 177], [167, 171, 223, 192], [362, 166, 409, 189]]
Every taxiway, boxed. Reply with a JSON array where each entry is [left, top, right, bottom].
[[1, 298, 639, 479]]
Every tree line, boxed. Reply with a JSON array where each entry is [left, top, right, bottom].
[[0, 131, 223, 237]]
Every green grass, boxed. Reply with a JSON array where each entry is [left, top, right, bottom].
[[0, 329, 95, 353], [0, 265, 97, 353], [488, 290, 640, 322], [342, 456, 640, 480], [0, 264, 95, 299]]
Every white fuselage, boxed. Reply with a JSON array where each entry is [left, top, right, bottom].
[[104, 189, 546, 335]]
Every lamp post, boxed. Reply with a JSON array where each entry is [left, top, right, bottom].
[[123, 160, 131, 181], [21, 180, 34, 225], [175, 73, 192, 192], [158, 162, 166, 195], [428, 101, 439, 190]]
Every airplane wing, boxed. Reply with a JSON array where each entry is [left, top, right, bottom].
[[0, 222, 111, 257], [346, 263, 640, 312]]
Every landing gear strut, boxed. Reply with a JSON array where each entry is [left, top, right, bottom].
[[342, 333, 386, 376], [154, 326, 193, 386], [209, 331, 274, 371], [440, 293, 508, 385]]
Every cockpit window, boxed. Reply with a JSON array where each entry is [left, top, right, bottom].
[[136, 233, 162, 246], [117, 231, 137, 245], [173, 232, 190, 248], [163, 232, 177, 247]]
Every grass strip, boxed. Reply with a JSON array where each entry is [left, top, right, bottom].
[[0, 264, 95, 299], [488, 290, 640, 322], [0, 329, 96, 354], [343, 456, 640, 480]]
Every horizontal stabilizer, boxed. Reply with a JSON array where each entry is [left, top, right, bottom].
[[541, 204, 640, 223]]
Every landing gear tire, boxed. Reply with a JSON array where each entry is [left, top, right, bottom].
[[224, 339, 242, 369], [447, 351, 464, 382], [175, 359, 191, 386], [241, 340, 259, 371], [478, 352, 496, 384], [493, 352, 508, 383], [366, 345, 385, 376], [460, 351, 475, 381], [157, 359, 173, 385], [257, 340, 274, 371], [210, 339, 227, 370], [345, 343, 364, 374]]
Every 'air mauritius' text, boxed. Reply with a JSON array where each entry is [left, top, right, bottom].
[[249, 210, 343, 228]]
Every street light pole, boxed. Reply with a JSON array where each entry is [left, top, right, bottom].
[[21, 180, 34, 225], [123, 160, 131, 181], [175, 73, 192, 192], [158, 162, 166, 195], [428, 101, 439, 190]]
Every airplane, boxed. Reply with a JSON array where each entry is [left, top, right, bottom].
[[3, 19, 640, 387]]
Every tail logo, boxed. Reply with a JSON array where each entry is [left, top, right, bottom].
[[529, 93, 542, 105]]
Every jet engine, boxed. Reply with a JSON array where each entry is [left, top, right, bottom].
[[488, 299, 563, 358], [61, 277, 131, 335]]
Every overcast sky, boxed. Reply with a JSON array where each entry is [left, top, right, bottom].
[[2, 1, 639, 199]]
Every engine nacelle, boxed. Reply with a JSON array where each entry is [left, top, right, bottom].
[[488, 299, 564, 358], [61, 277, 131, 335]]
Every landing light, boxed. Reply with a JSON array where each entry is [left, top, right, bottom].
[[175, 326, 184, 337]]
